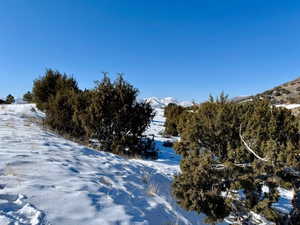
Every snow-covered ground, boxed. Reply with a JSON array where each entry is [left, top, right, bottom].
[[0, 104, 200, 225], [0, 104, 294, 225], [276, 104, 300, 109]]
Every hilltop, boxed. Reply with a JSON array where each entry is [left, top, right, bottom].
[[235, 77, 300, 105]]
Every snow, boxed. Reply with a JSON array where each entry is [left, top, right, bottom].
[[134, 108, 181, 178], [261, 185, 293, 214], [0, 103, 296, 225], [272, 188, 294, 214], [0, 104, 44, 118], [0, 194, 48, 225], [0, 104, 200, 225], [275, 104, 300, 109]]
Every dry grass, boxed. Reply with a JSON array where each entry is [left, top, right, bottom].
[[141, 171, 159, 196], [4, 165, 18, 176], [5, 122, 15, 128], [141, 172, 151, 184], [147, 182, 159, 196], [291, 107, 300, 116], [99, 176, 112, 187], [3, 165, 23, 186]]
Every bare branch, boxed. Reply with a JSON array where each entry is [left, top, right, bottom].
[[239, 124, 269, 162]]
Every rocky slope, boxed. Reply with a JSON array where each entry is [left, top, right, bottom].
[[236, 77, 300, 104]]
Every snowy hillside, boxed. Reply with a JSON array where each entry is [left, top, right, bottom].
[[0, 104, 294, 225], [0, 104, 200, 225]]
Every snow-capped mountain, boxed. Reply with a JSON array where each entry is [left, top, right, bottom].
[[144, 97, 192, 108]]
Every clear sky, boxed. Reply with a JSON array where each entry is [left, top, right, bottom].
[[1, 0, 300, 101]]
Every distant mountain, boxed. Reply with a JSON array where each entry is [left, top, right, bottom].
[[144, 97, 192, 108], [145, 76, 300, 108]]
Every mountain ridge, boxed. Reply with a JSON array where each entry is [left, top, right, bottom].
[[232, 77, 300, 105], [144, 97, 192, 108]]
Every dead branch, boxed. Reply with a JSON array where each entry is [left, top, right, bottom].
[[239, 124, 269, 162]]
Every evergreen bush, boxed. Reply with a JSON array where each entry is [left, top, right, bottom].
[[6, 94, 15, 104], [45, 89, 86, 137], [81, 74, 155, 156], [23, 91, 33, 103], [34, 70, 156, 157], [164, 103, 185, 136], [32, 69, 79, 111], [172, 95, 300, 224]]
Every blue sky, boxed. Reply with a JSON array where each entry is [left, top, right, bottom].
[[0, 0, 300, 101]]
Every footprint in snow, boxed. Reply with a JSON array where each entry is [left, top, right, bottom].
[[16, 154, 30, 158], [0, 193, 50, 225], [33, 184, 56, 190], [69, 167, 80, 174]]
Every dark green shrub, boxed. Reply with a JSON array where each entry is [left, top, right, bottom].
[[23, 91, 33, 103], [164, 103, 185, 136], [287, 96, 300, 104], [6, 94, 15, 104], [32, 70, 156, 157], [172, 96, 300, 223], [45, 89, 86, 137], [291, 192, 300, 225], [32, 69, 79, 111], [72, 89, 93, 136], [274, 91, 281, 96], [163, 141, 173, 148], [81, 75, 155, 156]]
